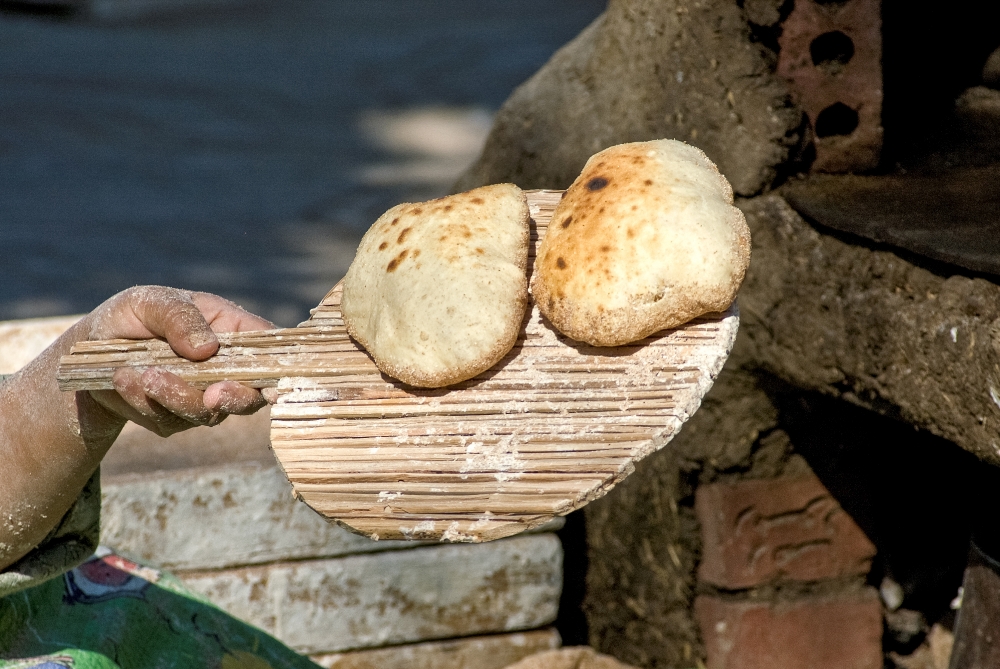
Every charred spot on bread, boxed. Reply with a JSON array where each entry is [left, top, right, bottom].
[[379, 241, 389, 250], [387, 249, 409, 272], [397, 227, 412, 244], [587, 177, 609, 191], [556, 257, 567, 269]]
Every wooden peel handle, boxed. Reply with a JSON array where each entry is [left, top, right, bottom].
[[56, 326, 368, 391]]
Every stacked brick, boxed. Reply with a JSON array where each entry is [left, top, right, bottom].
[[100, 455, 564, 666], [693, 473, 883, 669], [775, 0, 883, 172]]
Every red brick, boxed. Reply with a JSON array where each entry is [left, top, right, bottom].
[[776, 0, 883, 173], [695, 474, 876, 589], [694, 591, 883, 669]]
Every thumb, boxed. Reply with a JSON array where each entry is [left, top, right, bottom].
[[127, 287, 219, 361]]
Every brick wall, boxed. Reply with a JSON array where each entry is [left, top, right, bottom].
[[694, 473, 883, 669], [775, 0, 883, 172]]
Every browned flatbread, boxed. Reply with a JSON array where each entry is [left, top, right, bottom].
[[341, 184, 530, 388], [532, 140, 750, 346]]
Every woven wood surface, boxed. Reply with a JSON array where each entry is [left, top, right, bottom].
[[272, 189, 738, 541], [57, 189, 739, 542]]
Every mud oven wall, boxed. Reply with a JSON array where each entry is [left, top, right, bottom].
[[460, 0, 1000, 667], [581, 157, 1000, 669], [579, 191, 1000, 669]]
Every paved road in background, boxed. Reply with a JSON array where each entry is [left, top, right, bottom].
[[0, 0, 604, 325]]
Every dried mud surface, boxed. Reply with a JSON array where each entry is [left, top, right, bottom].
[[456, 0, 804, 198], [739, 195, 1000, 466], [584, 192, 1000, 667]]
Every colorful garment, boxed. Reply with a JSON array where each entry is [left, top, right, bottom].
[[0, 373, 319, 668], [0, 547, 320, 669]]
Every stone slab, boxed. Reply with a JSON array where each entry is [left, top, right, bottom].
[[694, 590, 883, 669], [178, 534, 563, 654], [102, 461, 564, 570], [103, 409, 277, 476], [101, 463, 419, 570], [695, 473, 876, 589], [310, 629, 560, 669], [0, 315, 80, 374]]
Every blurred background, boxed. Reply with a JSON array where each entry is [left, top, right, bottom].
[[0, 0, 605, 325]]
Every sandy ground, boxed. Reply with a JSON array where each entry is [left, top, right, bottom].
[[0, 0, 604, 325]]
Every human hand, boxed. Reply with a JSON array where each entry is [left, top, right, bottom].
[[82, 286, 275, 437], [0, 285, 277, 570]]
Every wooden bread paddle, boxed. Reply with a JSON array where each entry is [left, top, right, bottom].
[[57, 190, 739, 542]]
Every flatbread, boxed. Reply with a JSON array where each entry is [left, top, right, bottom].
[[532, 139, 750, 346], [341, 184, 530, 387]]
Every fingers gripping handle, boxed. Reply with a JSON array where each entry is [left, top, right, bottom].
[[56, 326, 359, 391]]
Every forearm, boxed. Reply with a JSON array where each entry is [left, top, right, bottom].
[[0, 287, 272, 572], [0, 319, 124, 571]]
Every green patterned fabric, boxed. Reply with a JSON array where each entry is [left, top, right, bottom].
[[0, 547, 320, 669], [0, 371, 317, 668]]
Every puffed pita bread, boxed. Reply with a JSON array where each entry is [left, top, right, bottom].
[[341, 184, 530, 388], [532, 140, 750, 346]]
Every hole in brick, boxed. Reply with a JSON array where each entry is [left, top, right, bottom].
[[815, 102, 859, 137], [811, 31, 855, 73]]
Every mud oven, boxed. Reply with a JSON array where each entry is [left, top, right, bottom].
[[544, 1, 1000, 668]]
